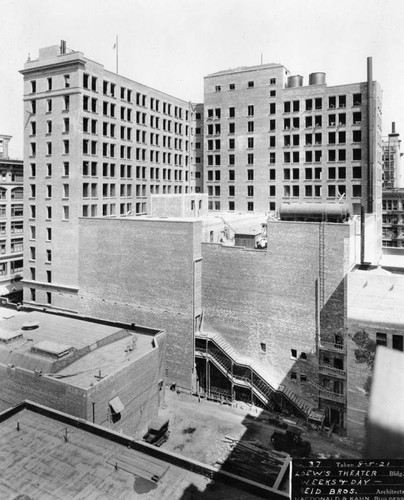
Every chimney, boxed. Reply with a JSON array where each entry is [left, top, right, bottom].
[[392, 122, 396, 134], [60, 40, 66, 55]]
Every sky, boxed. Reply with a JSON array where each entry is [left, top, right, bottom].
[[1, 0, 404, 158]]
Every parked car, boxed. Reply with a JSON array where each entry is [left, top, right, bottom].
[[271, 424, 311, 457], [142, 417, 170, 447]]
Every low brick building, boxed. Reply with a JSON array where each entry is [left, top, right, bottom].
[[0, 308, 166, 437], [347, 266, 404, 440]]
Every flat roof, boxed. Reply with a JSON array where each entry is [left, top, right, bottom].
[[0, 309, 158, 387], [0, 402, 276, 499], [205, 62, 286, 78], [348, 267, 404, 327]]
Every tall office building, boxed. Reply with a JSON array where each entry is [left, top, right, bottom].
[[382, 122, 402, 189], [204, 59, 382, 219], [20, 42, 200, 308], [0, 135, 23, 300]]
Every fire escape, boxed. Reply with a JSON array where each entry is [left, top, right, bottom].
[[195, 332, 314, 418], [316, 220, 347, 428]]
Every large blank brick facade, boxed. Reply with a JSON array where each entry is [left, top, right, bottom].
[[0, 366, 87, 417], [87, 333, 166, 437], [202, 220, 351, 399], [0, 329, 166, 438], [77, 217, 202, 390]]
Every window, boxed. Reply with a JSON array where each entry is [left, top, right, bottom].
[[247, 105, 254, 117], [215, 85, 221, 92], [328, 185, 336, 197], [47, 77, 52, 91], [352, 185, 362, 197], [247, 202, 254, 212], [248, 137, 254, 149], [260, 342, 266, 352], [247, 185, 254, 197], [290, 372, 297, 381], [269, 185, 276, 197], [352, 166, 361, 179], [269, 169, 276, 180], [291, 349, 297, 359], [353, 130, 362, 143], [46, 228, 52, 241], [247, 169, 254, 181], [353, 93, 362, 106], [248, 81, 254, 88], [376, 333, 387, 347], [63, 206, 69, 220], [247, 153, 254, 165], [393, 335, 403, 351], [46, 292, 52, 305], [248, 121, 254, 133], [353, 149, 362, 161], [300, 374, 307, 383], [64, 74, 70, 88], [305, 185, 312, 197]]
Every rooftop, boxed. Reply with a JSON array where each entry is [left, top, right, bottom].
[[0, 309, 160, 388], [205, 62, 286, 78], [0, 401, 276, 499], [348, 267, 404, 327], [366, 347, 404, 457]]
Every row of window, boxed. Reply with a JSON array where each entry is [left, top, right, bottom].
[[0, 222, 23, 234], [284, 94, 361, 113], [383, 199, 404, 211], [215, 78, 276, 93], [206, 182, 361, 199], [0, 205, 23, 218], [30, 96, 70, 115], [0, 260, 23, 276], [206, 148, 362, 166], [0, 188, 23, 199], [0, 238, 23, 254], [30, 75, 70, 94]]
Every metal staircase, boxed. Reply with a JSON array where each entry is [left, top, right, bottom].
[[195, 332, 315, 418]]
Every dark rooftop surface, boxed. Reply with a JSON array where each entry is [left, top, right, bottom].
[[0, 309, 158, 388], [0, 404, 268, 500]]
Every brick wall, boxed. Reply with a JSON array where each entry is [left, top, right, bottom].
[[202, 220, 351, 402], [76, 217, 202, 390], [0, 331, 166, 438], [0, 365, 87, 416], [87, 331, 166, 438], [347, 269, 404, 440]]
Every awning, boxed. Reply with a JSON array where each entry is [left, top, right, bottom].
[[109, 396, 124, 414]]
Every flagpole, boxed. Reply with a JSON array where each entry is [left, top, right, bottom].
[[116, 35, 119, 74]]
